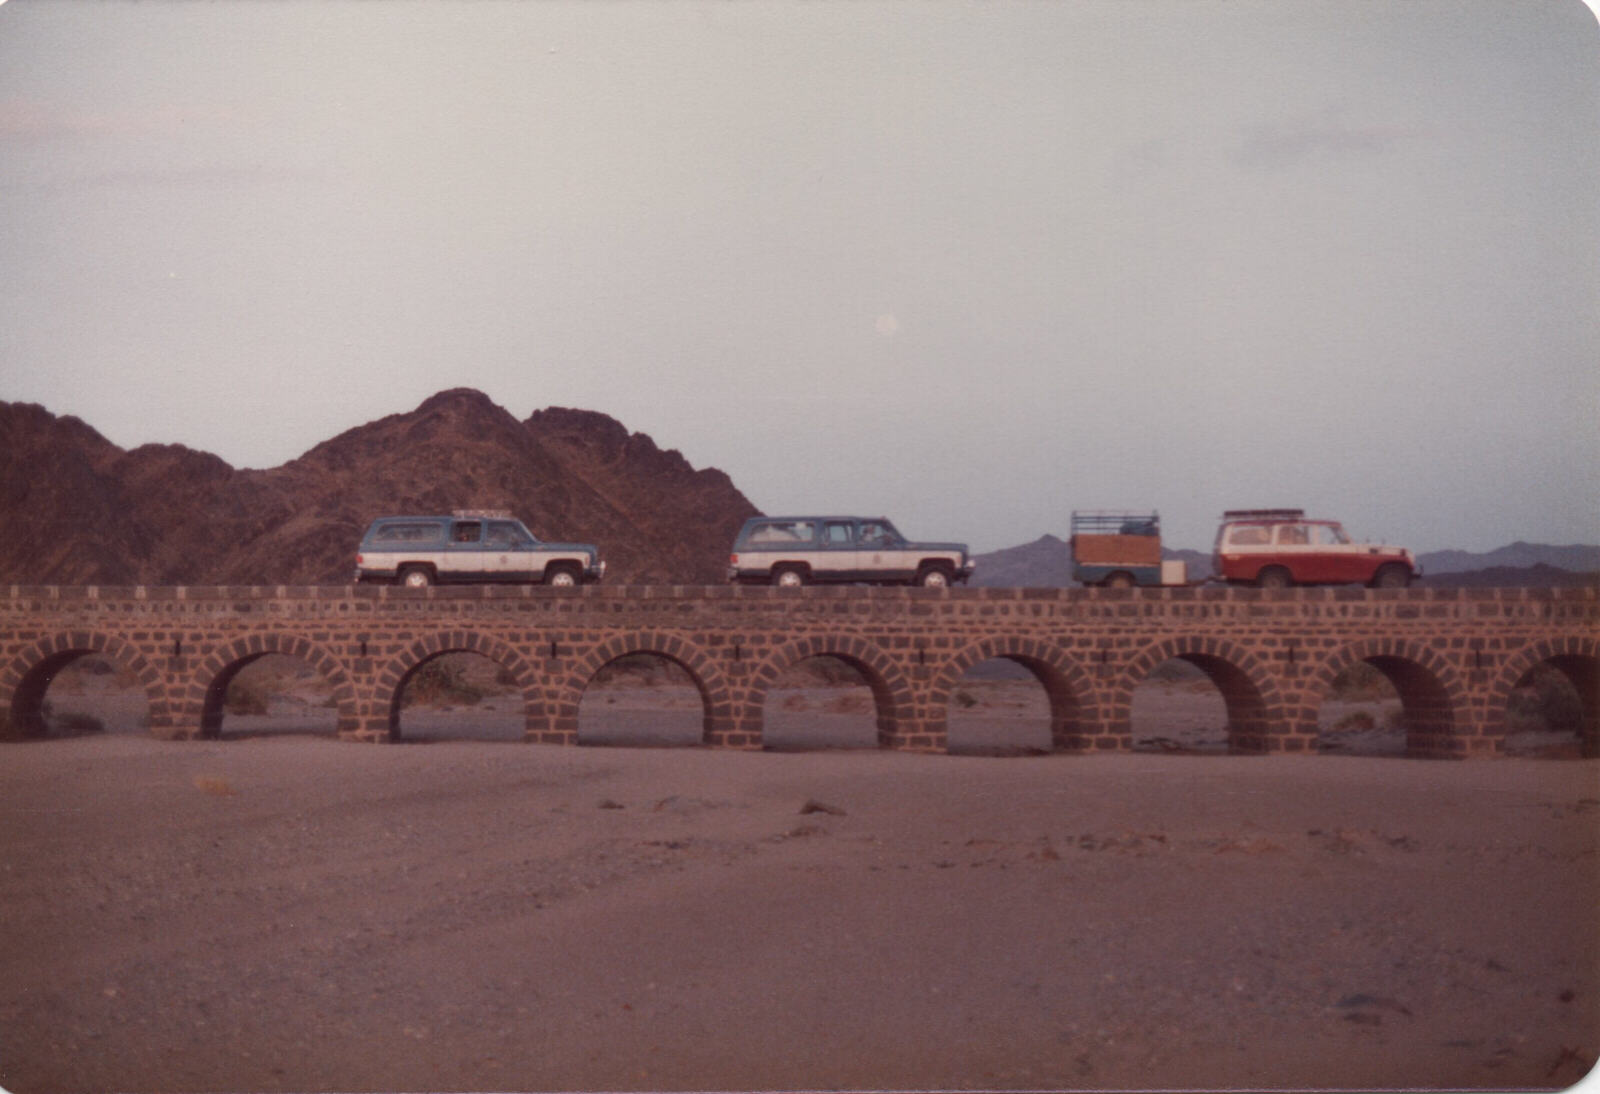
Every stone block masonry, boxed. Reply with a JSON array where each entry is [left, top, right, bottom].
[[1, 584, 1596, 758]]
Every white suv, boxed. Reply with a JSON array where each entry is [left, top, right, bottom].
[[727, 516, 975, 587], [1212, 509, 1418, 588], [355, 511, 605, 587]]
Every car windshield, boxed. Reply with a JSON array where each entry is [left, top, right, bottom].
[[858, 520, 902, 547], [486, 520, 536, 548]]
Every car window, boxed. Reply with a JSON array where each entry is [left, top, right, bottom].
[[859, 521, 897, 547], [372, 522, 442, 544], [1276, 524, 1310, 545], [1309, 525, 1343, 546], [451, 521, 482, 544], [748, 520, 814, 544], [485, 521, 533, 549], [824, 521, 853, 546], [1228, 526, 1270, 546]]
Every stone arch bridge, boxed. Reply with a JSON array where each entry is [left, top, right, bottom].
[[1, 584, 1595, 758]]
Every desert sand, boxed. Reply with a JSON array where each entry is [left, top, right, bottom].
[[1, 666, 1596, 1093]]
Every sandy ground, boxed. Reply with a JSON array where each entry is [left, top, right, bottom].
[[3, 665, 1596, 1093]]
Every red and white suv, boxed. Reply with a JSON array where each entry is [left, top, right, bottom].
[[1212, 509, 1419, 588]]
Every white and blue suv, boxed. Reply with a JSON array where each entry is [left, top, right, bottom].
[[727, 516, 975, 588], [356, 511, 604, 588]]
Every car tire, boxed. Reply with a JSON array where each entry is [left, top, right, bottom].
[[914, 565, 952, 588], [772, 567, 807, 588], [545, 565, 580, 588], [397, 567, 432, 588], [1255, 566, 1292, 589], [1372, 564, 1411, 589], [1104, 572, 1136, 589]]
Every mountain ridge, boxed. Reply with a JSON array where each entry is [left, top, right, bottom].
[[0, 390, 758, 586]]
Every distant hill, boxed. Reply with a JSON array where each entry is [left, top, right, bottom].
[[972, 535, 1599, 589], [0, 390, 759, 586], [1418, 542, 1600, 575]]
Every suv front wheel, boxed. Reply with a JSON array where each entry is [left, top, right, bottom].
[[1371, 564, 1411, 589], [544, 564, 580, 588]]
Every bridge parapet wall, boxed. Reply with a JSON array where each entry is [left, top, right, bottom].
[[1, 584, 1595, 756]]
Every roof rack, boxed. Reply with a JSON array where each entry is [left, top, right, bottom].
[[1221, 508, 1304, 521], [452, 509, 514, 520], [1070, 510, 1160, 534]]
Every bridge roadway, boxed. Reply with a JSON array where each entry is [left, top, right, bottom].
[[1, 583, 1596, 757]]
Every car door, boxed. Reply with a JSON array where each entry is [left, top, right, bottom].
[[1273, 523, 1317, 582], [819, 520, 859, 580], [443, 519, 485, 580], [485, 519, 538, 582], [1304, 523, 1357, 583], [857, 519, 909, 581]]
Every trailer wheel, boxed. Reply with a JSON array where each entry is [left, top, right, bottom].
[[1103, 572, 1135, 589]]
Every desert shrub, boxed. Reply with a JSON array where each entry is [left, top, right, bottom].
[[1329, 662, 1395, 702], [52, 711, 106, 736], [224, 677, 270, 716], [794, 656, 867, 686], [402, 658, 492, 708], [1330, 711, 1376, 733], [1507, 665, 1584, 733]]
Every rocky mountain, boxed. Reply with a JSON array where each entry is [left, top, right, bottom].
[[971, 534, 1599, 589], [0, 390, 759, 586], [1417, 542, 1600, 575]]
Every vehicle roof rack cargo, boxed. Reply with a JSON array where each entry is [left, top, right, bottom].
[[1220, 508, 1305, 521]]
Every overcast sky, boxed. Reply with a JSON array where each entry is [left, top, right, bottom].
[[1, 0, 1596, 554]]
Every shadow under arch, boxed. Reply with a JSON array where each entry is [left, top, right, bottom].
[[557, 631, 734, 746], [1113, 637, 1286, 754], [1309, 639, 1469, 758], [749, 634, 920, 750], [380, 631, 538, 742], [1486, 637, 1600, 758], [193, 635, 359, 739], [930, 636, 1097, 753], [3, 632, 166, 738]]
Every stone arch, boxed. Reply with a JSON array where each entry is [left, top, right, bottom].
[[554, 631, 735, 747], [748, 634, 924, 750], [188, 634, 360, 740], [1307, 639, 1470, 758], [1485, 636, 1599, 757], [377, 631, 539, 742], [929, 636, 1099, 752], [1110, 636, 1288, 754], [1, 632, 167, 739]]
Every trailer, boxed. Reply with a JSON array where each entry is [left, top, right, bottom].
[[1069, 510, 1188, 588]]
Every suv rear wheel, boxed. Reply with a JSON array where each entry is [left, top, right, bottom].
[[397, 566, 432, 588], [1255, 566, 1292, 589], [772, 566, 807, 588]]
